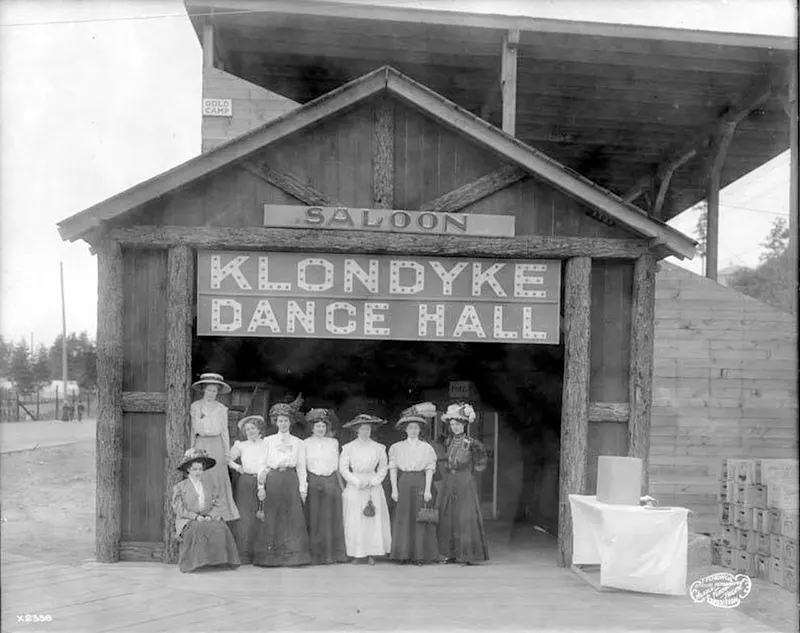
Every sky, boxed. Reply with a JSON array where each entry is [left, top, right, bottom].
[[0, 0, 794, 345]]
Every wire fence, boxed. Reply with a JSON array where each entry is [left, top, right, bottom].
[[0, 389, 96, 422]]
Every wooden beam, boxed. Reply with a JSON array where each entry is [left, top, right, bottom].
[[96, 240, 124, 563], [624, 73, 780, 206], [558, 256, 591, 567], [241, 162, 341, 206], [705, 121, 736, 281], [501, 29, 519, 136], [588, 401, 630, 423], [121, 391, 167, 413], [372, 98, 394, 208], [105, 225, 650, 259], [628, 253, 656, 495], [202, 23, 215, 69], [784, 70, 797, 314], [418, 165, 527, 213], [163, 245, 194, 564]]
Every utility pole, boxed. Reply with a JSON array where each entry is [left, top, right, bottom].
[[60, 262, 68, 401]]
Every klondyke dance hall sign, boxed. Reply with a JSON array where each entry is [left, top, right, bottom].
[[197, 251, 561, 344]]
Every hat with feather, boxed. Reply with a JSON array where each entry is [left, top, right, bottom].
[[269, 394, 304, 424], [305, 408, 339, 431], [441, 402, 477, 424], [342, 413, 386, 429], [395, 402, 437, 429]]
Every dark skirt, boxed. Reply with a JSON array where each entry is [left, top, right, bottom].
[[437, 470, 489, 563], [390, 471, 438, 563], [305, 472, 348, 564], [178, 519, 241, 573], [253, 469, 311, 567], [230, 472, 260, 563]]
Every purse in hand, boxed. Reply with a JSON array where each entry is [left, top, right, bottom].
[[416, 501, 438, 524], [363, 499, 376, 517]]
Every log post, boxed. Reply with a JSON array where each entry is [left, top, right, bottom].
[[96, 240, 124, 562], [501, 30, 520, 135], [558, 256, 591, 567], [785, 72, 797, 314], [705, 122, 735, 280], [373, 97, 394, 209], [202, 23, 214, 70], [163, 245, 194, 563], [628, 252, 657, 494]]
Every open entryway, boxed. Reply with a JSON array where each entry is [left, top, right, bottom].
[[192, 337, 564, 541]]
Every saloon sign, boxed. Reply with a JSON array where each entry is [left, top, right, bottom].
[[197, 251, 561, 344]]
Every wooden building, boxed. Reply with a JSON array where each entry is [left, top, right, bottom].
[[58, 4, 796, 566], [59, 63, 695, 565]]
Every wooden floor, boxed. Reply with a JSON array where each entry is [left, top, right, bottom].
[[1, 528, 788, 633]]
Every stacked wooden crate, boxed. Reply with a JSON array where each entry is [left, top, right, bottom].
[[714, 458, 798, 592]]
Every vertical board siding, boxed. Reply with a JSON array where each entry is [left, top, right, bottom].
[[121, 413, 166, 541], [122, 249, 167, 392], [130, 96, 640, 242], [650, 263, 798, 533], [590, 260, 633, 402]]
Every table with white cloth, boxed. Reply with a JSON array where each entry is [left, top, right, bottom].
[[569, 494, 689, 595]]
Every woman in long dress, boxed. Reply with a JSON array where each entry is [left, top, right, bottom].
[[172, 448, 241, 573], [190, 373, 239, 521], [303, 408, 348, 564], [437, 403, 489, 565], [388, 402, 439, 565], [227, 414, 268, 564], [339, 414, 391, 564], [254, 396, 311, 567]]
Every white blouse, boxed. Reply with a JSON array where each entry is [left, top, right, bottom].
[[230, 438, 268, 475], [339, 439, 388, 486], [189, 476, 205, 508], [258, 432, 307, 494], [388, 438, 437, 473], [304, 437, 340, 477]]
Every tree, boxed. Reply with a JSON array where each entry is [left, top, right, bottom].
[[693, 203, 708, 258], [48, 331, 97, 390], [31, 345, 51, 391], [727, 217, 792, 313], [9, 340, 34, 394], [0, 336, 11, 380]]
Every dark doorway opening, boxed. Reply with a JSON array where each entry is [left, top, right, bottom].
[[192, 336, 563, 533]]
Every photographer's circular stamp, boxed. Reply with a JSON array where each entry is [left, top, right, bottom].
[[689, 572, 752, 608]]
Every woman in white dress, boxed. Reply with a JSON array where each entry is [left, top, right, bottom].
[[339, 414, 391, 565], [189, 373, 239, 521], [227, 414, 268, 564]]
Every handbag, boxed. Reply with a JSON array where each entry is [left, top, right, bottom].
[[416, 501, 438, 524], [363, 497, 376, 517]]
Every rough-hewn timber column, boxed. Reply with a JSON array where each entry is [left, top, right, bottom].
[[96, 240, 123, 562], [557, 256, 591, 567], [705, 122, 735, 280], [163, 245, 194, 563], [373, 97, 394, 208], [501, 29, 519, 135], [628, 253, 657, 494]]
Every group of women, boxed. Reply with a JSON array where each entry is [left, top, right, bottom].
[[171, 372, 490, 573]]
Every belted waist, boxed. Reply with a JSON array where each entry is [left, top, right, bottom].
[[271, 466, 296, 472]]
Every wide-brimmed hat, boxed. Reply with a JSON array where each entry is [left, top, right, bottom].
[[305, 408, 339, 430], [237, 414, 265, 433], [442, 402, 476, 424], [269, 394, 304, 424], [395, 402, 437, 429], [191, 372, 231, 394], [177, 447, 216, 473], [343, 413, 386, 429]]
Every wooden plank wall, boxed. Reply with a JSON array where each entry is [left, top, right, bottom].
[[585, 260, 633, 493], [202, 67, 299, 153], [121, 249, 168, 542], [137, 98, 633, 241], [650, 263, 798, 534]]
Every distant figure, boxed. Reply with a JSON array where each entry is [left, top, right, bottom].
[[77, 403, 85, 422]]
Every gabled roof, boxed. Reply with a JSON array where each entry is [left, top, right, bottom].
[[58, 66, 696, 258]]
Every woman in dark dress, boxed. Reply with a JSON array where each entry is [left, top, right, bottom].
[[253, 396, 312, 567], [227, 414, 268, 564], [437, 402, 489, 565], [388, 402, 439, 565], [303, 408, 347, 564], [171, 448, 241, 573]]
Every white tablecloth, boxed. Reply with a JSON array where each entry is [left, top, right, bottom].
[[569, 494, 688, 595]]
